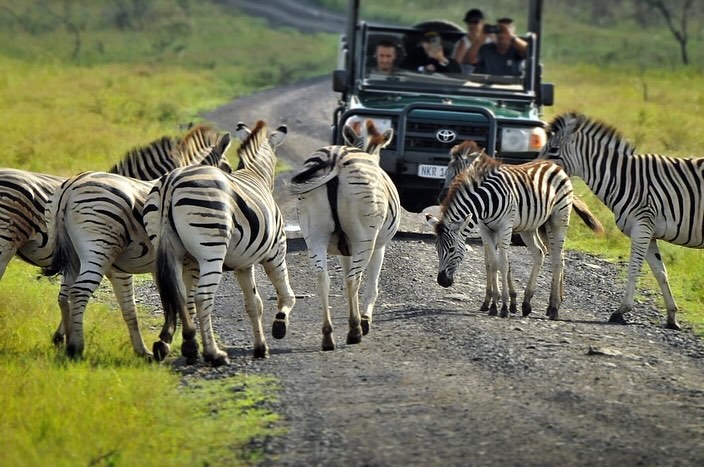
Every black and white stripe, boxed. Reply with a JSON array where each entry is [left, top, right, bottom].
[[427, 146, 602, 320], [144, 121, 295, 366], [541, 112, 703, 329], [289, 121, 400, 351], [40, 131, 232, 359]]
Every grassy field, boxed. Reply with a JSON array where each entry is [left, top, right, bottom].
[[1, 0, 703, 465]]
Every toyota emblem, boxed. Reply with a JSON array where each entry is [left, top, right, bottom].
[[436, 129, 456, 143]]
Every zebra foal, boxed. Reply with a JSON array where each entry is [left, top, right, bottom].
[[427, 149, 603, 319], [144, 121, 295, 366], [41, 131, 232, 359], [540, 112, 704, 330], [289, 122, 399, 351]]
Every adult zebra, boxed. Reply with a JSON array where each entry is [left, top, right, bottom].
[[426, 149, 603, 319], [41, 130, 233, 359], [540, 112, 703, 330], [144, 121, 295, 366], [289, 121, 399, 351]]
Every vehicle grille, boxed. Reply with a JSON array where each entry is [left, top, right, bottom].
[[404, 119, 490, 152]]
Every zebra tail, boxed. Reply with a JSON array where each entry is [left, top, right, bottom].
[[288, 158, 339, 195], [41, 189, 79, 279], [155, 232, 186, 330], [572, 196, 604, 234]]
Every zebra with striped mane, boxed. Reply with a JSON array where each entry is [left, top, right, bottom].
[[437, 139, 483, 203], [41, 131, 233, 359], [540, 112, 704, 330], [289, 121, 399, 351], [427, 149, 603, 319], [144, 121, 294, 366]]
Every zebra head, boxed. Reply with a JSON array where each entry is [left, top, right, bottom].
[[438, 140, 483, 203], [539, 112, 585, 172], [342, 119, 393, 160], [425, 212, 475, 288]]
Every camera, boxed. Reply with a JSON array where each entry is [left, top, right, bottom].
[[483, 24, 501, 34]]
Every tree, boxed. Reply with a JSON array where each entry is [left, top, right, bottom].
[[636, 0, 695, 65]]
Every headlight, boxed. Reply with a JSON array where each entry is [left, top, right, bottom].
[[500, 127, 547, 152], [344, 116, 393, 134]]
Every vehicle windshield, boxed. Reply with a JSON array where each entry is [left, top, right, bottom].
[[361, 25, 531, 98]]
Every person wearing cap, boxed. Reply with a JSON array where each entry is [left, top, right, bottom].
[[467, 17, 528, 76], [402, 30, 461, 74], [452, 8, 491, 74]]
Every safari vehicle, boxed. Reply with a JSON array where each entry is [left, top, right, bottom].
[[331, 0, 553, 211]]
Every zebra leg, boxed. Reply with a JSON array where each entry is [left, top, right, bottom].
[[262, 241, 295, 340], [507, 264, 517, 314], [65, 267, 110, 359], [307, 242, 335, 351], [338, 254, 364, 345], [546, 224, 566, 321], [519, 231, 546, 318], [235, 266, 268, 359], [480, 230, 501, 316], [480, 243, 493, 311], [106, 270, 152, 358], [180, 263, 200, 364], [194, 263, 228, 366], [610, 224, 652, 325], [644, 240, 681, 330], [359, 246, 386, 335], [496, 230, 513, 318], [53, 281, 70, 346]]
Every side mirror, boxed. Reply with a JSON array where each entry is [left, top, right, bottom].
[[332, 70, 349, 93], [541, 83, 554, 106]]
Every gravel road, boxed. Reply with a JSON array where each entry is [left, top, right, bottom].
[[137, 2, 704, 465]]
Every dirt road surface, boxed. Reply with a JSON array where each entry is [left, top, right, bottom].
[[138, 2, 704, 465]]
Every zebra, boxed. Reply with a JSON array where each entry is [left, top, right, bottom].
[[426, 150, 603, 319], [288, 125, 399, 351], [144, 121, 295, 366], [540, 112, 704, 330], [341, 118, 394, 160], [437, 139, 483, 203], [41, 131, 233, 359]]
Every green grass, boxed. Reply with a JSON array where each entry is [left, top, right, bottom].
[[1, 1, 704, 465]]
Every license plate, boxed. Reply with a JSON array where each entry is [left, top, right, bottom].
[[417, 164, 447, 179]]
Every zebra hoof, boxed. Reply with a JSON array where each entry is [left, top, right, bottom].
[[152, 341, 170, 362], [361, 316, 371, 335], [181, 339, 199, 364], [666, 320, 682, 331], [608, 312, 628, 325], [346, 327, 363, 345], [253, 345, 269, 359], [499, 305, 509, 318], [66, 342, 84, 360], [522, 303, 532, 317], [509, 303, 517, 314], [479, 301, 490, 312], [204, 351, 230, 367], [547, 307, 559, 321], [272, 313, 288, 339], [52, 332, 65, 346], [322, 334, 335, 351], [488, 303, 498, 316]]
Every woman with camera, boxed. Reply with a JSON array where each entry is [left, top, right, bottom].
[[452, 8, 491, 74]]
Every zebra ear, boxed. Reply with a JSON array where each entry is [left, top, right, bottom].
[[216, 132, 232, 154], [235, 122, 250, 141], [424, 213, 440, 231], [380, 128, 394, 148], [269, 126, 288, 148], [342, 124, 357, 147]]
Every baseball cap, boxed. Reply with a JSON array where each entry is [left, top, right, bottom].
[[463, 8, 484, 23]]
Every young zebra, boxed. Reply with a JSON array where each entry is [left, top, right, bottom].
[[144, 121, 295, 366], [426, 151, 603, 319], [289, 128, 400, 351], [437, 139, 483, 203], [41, 132, 233, 359], [540, 112, 704, 330]]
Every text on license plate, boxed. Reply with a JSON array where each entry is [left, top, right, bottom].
[[417, 164, 447, 179]]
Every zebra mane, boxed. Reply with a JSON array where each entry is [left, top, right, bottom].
[[109, 135, 177, 175], [178, 124, 218, 155], [550, 112, 637, 154], [237, 120, 267, 165], [441, 151, 499, 211]]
